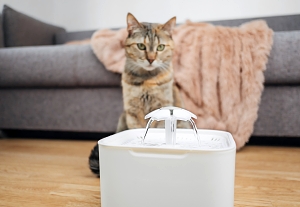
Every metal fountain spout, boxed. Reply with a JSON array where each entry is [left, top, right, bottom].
[[142, 107, 200, 146]]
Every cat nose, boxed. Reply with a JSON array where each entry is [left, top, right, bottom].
[[147, 59, 154, 64]]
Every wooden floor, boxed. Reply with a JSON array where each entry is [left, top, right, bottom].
[[0, 139, 299, 207]]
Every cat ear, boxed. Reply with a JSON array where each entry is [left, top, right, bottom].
[[127, 13, 142, 35], [162, 17, 176, 34]]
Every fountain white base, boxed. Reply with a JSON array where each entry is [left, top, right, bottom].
[[99, 128, 236, 207]]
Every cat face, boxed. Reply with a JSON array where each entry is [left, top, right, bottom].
[[125, 13, 176, 71]]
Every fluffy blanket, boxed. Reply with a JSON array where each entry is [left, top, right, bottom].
[[90, 21, 273, 149]]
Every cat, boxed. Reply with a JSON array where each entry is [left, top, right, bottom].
[[89, 13, 185, 176], [116, 13, 185, 132]]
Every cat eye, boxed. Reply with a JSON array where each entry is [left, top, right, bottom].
[[137, 43, 146, 50], [157, 44, 165, 51]]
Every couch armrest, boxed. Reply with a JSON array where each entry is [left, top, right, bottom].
[[0, 44, 121, 88]]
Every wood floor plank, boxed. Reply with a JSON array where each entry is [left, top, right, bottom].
[[0, 139, 299, 206], [0, 139, 99, 207]]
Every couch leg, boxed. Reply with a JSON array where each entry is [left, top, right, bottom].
[[0, 130, 7, 138]]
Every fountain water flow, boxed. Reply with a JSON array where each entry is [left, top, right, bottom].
[[142, 118, 154, 143], [189, 118, 201, 146], [142, 107, 200, 147]]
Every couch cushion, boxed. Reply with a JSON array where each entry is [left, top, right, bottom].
[[0, 30, 299, 88], [2, 5, 66, 47], [56, 15, 300, 45], [264, 30, 300, 85], [55, 30, 96, 45], [0, 13, 4, 48], [55, 28, 121, 44], [207, 15, 300, 32], [0, 44, 121, 88]]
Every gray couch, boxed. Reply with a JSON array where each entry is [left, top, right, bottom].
[[0, 6, 300, 140]]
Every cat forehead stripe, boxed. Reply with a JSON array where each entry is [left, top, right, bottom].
[[143, 23, 156, 51]]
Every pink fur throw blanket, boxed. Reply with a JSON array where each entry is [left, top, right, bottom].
[[90, 20, 273, 149]]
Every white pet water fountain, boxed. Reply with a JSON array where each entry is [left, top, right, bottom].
[[98, 107, 236, 207]]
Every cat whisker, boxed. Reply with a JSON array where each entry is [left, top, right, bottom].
[[159, 63, 170, 72]]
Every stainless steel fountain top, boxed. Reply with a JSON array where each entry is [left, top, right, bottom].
[[142, 107, 200, 146]]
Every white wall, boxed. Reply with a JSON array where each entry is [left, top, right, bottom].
[[99, 0, 300, 28], [0, 0, 102, 31], [1, 0, 300, 31]]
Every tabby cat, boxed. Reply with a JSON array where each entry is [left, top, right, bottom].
[[89, 13, 185, 175], [117, 13, 185, 131]]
